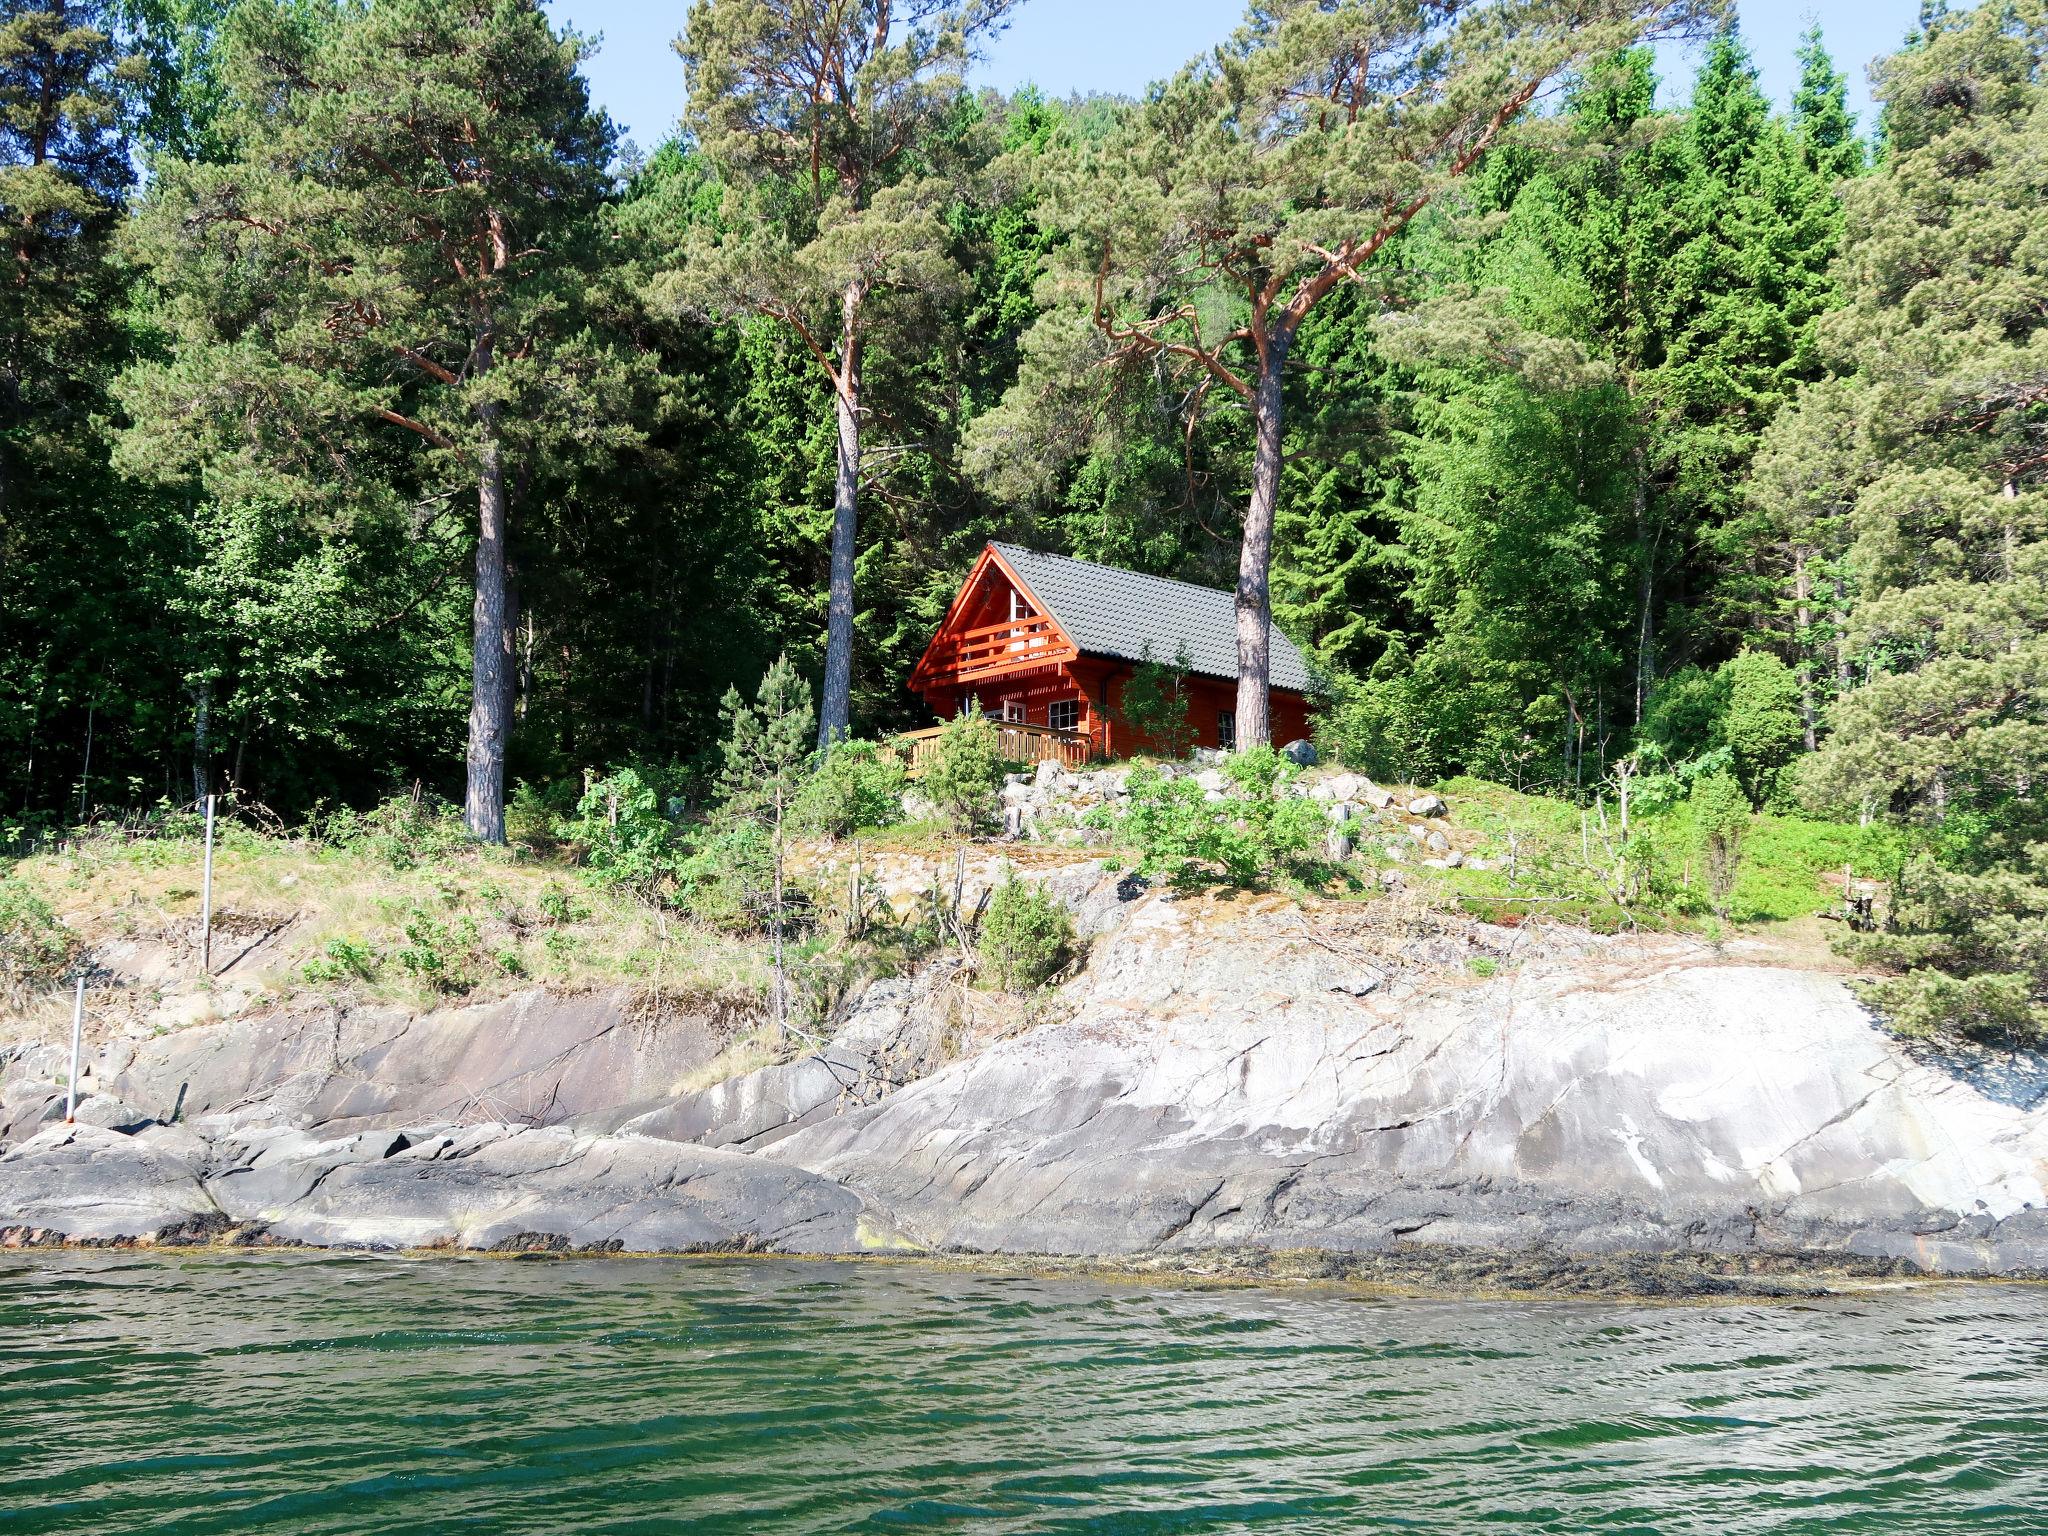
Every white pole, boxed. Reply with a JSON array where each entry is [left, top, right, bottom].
[[199, 792, 216, 975], [64, 975, 84, 1124]]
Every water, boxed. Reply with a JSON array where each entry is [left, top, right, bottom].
[[1, 1256, 2044, 1535]]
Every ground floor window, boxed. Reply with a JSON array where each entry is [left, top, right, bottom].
[[1001, 697, 1025, 723], [1216, 710, 1235, 750], [1048, 698, 1079, 732]]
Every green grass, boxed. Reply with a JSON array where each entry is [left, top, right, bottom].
[[1394, 776, 1905, 934]]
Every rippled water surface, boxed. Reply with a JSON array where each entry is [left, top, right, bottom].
[[2, 1256, 2045, 1534]]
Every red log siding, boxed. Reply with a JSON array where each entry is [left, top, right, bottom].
[[912, 552, 1312, 757], [917, 658, 1310, 760]]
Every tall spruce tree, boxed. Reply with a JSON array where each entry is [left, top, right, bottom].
[[973, 0, 1717, 748], [115, 0, 628, 841], [668, 0, 1020, 749], [1799, 0, 2048, 1042]]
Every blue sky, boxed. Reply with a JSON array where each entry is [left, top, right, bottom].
[[547, 1, 1927, 158]]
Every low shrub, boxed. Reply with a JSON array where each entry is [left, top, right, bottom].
[[1117, 745, 1325, 889], [978, 874, 1075, 991], [921, 712, 1005, 836], [560, 768, 676, 897], [794, 739, 907, 838], [0, 875, 71, 1004], [302, 936, 378, 984]]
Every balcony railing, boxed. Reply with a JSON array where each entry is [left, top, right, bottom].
[[918, 615, 1073, 683], [899, 720, 1092, 775]]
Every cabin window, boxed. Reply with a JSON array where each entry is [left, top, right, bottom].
[[1048, 699, 1079, 733], [1008, 588, 1026, 622], [1002, 697, 1025, 723], [1216, 710, 1236, 750]]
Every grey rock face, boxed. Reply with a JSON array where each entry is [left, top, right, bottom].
[[0, 1125, 219, 1245], [7, 873, 2047, 1276], [89, 987, 724, 1137], [770, 893, 2048, 1275], [1281, 739, 1318, 766], [249, 1124, 876, 1254]]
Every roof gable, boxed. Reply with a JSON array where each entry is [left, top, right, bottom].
[[991, 543, 1314, 694]]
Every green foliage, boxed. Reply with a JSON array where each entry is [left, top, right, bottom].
[[977, 874, 1075, 992], [302, 937, 377, 985], [393, 907, 479, 995], [0, 874, 70, 1003], [316, 793, 471, 872], [1720, 651, 1804, 807], [1115, 645, 1195, 760], [672, 815, 776, 933], [793, 739, 906, 839], [1691, 770, 1750, 920], [719, 655, 815, 820], [560, 770, 675, 897], [921, 711, 1005, 837], [1120, 746, 1325, 890]]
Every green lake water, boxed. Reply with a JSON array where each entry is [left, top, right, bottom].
[[1, 1254, 2044, 1534]]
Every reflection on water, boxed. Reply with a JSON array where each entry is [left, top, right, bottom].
[[1, 1254, 2044, 1534]]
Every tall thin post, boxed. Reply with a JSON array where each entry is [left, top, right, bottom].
[[199, 792, 217, 975], [77, 704, 94, 824], [63, 975, 84, 1124]]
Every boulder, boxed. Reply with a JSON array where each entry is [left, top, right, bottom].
[[1193, 768, 1228, 794], [0, 1123, 220, 1245], [70, 1094, 155, 1134], [1281, 739, 1318, 767], [257, 1124, 880, 1254], [1323, 772, 1364, 803], [1359, 780, 1396, 810], [1408, 793, 1448, 818]]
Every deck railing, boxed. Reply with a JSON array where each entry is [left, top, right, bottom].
[[917, 616, 1072, 683], [899, 720, 1092, 775]]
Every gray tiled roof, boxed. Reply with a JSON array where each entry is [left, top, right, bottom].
[[991, 543, 1315, 693]]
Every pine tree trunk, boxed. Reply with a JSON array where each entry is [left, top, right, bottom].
[[466, 408, 511, 844], [1234, 327, 1289, 750], [818, 285, 864, 750]]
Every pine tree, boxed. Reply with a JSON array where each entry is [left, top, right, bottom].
[[665, 0, 1020, 750], [718, 654, 815, 1034], [972, 0, 1718, 748], [115, 0, 629, 841], [1800, 0, 2048, 1043]]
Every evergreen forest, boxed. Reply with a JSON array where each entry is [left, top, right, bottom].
[[5, 0, 2047, 1040]]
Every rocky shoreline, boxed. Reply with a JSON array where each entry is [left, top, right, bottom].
[[5, 861, 2047, 1287]]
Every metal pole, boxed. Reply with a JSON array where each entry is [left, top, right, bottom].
[[199, 792, 216, 975], [64, 975, 84, 1123]]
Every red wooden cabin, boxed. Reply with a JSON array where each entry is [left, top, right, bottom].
[[908, 542, 1314, 760]]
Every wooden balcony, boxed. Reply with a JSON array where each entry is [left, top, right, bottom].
[[899, 720, 1093, 775], [914, 615, 1076, 686]]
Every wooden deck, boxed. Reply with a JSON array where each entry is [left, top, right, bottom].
[[900, 720, 1092, 775]]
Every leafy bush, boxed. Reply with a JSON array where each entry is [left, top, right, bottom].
[[977, 874, 1075, 991], [561, 768, 675, 896], [1116, 644, 1196, 759], [302, 936, 377, 984], [1691, 770, 1750, 920], [393, 906, 479, 993], [318, 791, 469, 870], [1639, 664, 1729, 765], [672, 814, 777, 932], [0, 875, 70, 1003], [1721, 650, 1804, 808], [794, 739, 906, 837], [1119, 745, 1325, 888], [922, 711, 1005, 836]]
